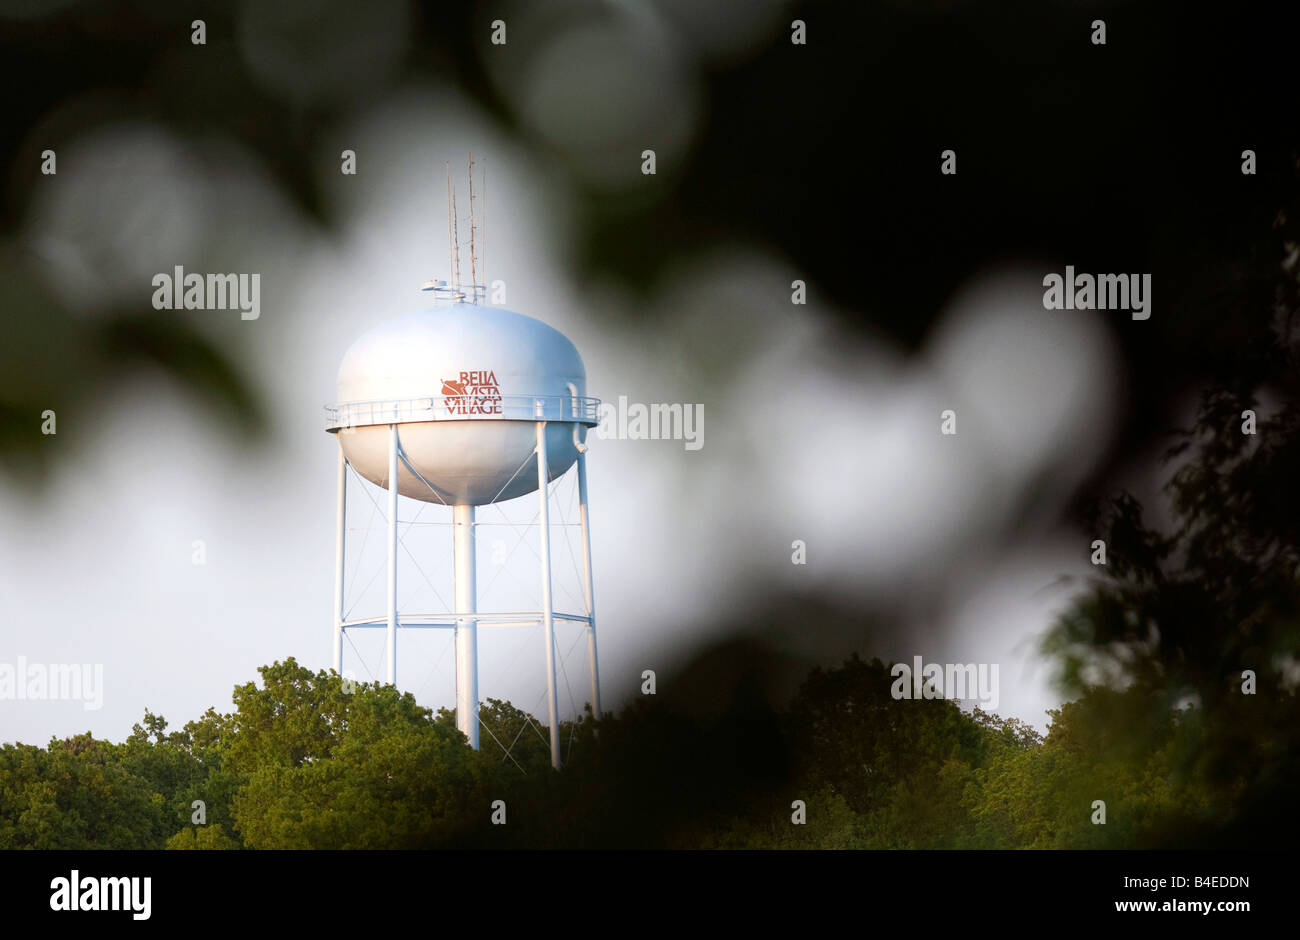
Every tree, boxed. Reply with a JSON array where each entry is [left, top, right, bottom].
[[226, 659, 489, 849], [0, 736, 168, 849]]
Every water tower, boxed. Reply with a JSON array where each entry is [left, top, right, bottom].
[[324, 159, 600, 769]]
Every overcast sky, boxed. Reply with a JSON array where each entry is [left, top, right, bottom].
[[0, 79, 1123, 746]]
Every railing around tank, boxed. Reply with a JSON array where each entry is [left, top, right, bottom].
[[324, 394, 601, 431]]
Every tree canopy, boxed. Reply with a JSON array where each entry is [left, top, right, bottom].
[[4, 648, 1287, 849]]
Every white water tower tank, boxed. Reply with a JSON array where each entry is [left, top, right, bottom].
[[326, 293, 601, 772], [326, 302, 598, 504]]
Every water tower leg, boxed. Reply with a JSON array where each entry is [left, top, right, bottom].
[[453, 503, 479, 749], [536, 422, 561, 770], [333, 446, 347, 675], [386, 424, 398, 686], [577, 450, 600, 720]]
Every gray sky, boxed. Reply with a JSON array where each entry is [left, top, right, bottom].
[[0, 83, 1121, 746]]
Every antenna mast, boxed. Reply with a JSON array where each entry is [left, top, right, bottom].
[[452, 183, 462, 297], [428, 156, 486, 304], [445, 162, 453, 290], [468, 152, 478, 302], [481, 161, 487, 302]]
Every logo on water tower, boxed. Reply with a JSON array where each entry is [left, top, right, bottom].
[[442, 369, 503, 415]]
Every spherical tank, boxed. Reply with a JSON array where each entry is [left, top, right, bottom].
[[328, 303, 597, 505]]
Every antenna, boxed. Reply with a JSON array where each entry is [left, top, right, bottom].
[[482, 161, 487, 303], [468, 152, 478, 301], [452, 182, 462, 297], [429, 155, 488, 304], [445, 161, 453, 292]]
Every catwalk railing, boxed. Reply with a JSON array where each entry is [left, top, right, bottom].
[[325, 394, 601, 431]]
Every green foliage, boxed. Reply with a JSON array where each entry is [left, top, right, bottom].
[[165, 823, 240, 850], [0, 735, 168, 849], [228, 660, 486, 848], [1041, 371, 1300, 845], [0, 652, 1286, 848]]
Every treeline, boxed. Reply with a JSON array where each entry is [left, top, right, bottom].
[[1, 654, 1287, 849]]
